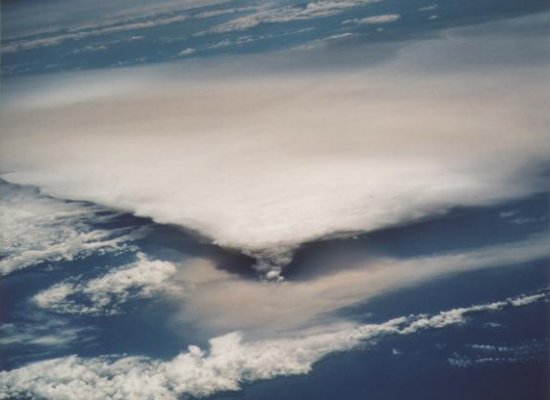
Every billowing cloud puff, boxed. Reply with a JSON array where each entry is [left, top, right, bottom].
[[33, 253, 177, 315]]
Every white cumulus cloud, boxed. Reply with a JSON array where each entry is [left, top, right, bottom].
[[0, 181, 136, 276], [33, 253, 178, 315]]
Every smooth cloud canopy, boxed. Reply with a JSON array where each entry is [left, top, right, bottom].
[[1, 17, 548, 272]]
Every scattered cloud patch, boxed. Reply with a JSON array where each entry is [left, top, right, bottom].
[[2, 15, 187, 54], [418, 4, 438, 12], [33, 253, 177, 315], [292, 32, 356, 50], [499, 210, 517, 218], [1, 0, 226, 41], [508, 292, 546, 306], [0, 181, 136, 276], [499, 210, 545, 225], [0, 320, 93, 349], [78, 45, 108, 53], [510, 216, 545, 224], [201, 35, 258, 49], [344, 14, 401, 25], [194, 9, 237, 19], [177, 48, 196, 56], [204, 0, 381, 34], [400, 292, 547, 334], [449, 339, 547, 368]]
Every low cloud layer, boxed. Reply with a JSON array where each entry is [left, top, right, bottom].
[[0, 181, 137, 276], [1, 15, 188, 54], [204, 0, 381, 34], [33, 253, 177, 315], [344, 13, 401, 24], [1, 292, 545, 400], [449, 339, 547, 368]]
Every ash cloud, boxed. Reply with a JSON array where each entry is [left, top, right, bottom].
[[1, 15, 548, 276]]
